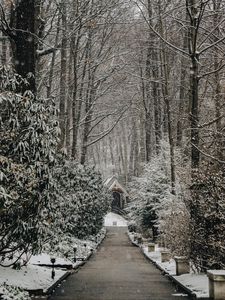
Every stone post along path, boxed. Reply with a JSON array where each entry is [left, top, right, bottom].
[[50, 227, 190, 300]]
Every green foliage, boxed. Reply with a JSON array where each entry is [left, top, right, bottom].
[[141, 204, 157, 231], [1, 284, 31, 300], [190, 166, 225, 271], [47, 159, 110, 245], [127, 142, 172, 239], [0, 67, 110, 265], [0, 67, 58, 263]]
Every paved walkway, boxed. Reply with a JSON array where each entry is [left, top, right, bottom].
[[50, 227, 190, 300]]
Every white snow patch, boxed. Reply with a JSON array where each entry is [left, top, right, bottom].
[[104, 212, 127, 227], [128, 232, 209, 298], [30, 253, 72, 266], [207, 270, 225, 275], [0, 228, 107, 299], [0, 284, 31, 300], [141, 245, 176, 275], [0, 264, 66, 292], [174, 274, 209, 298]]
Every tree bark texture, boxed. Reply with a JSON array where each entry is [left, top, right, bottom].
[[187, 0, 200, 170], [10, 0, 37, 93], [58, 1, 68, 150]]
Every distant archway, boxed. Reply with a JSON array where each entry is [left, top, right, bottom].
[[104, 176, 129, 213], [112, 191, 121, 210], [111, 188, 124, 210]]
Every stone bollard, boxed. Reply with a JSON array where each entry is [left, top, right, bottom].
[[157, 239, 164, 248], [174, 256, 190, 275], [137, 236, 143, 244], [133, 234, 138, 241], [207, 270, 225, 300], [161, 250, 171, 262], [148, 243, 155, 252], [142, 238, 148, 245]]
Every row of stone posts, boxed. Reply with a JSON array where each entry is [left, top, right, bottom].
[[173, 257, 225, 300], [133, 235, 225, 300]]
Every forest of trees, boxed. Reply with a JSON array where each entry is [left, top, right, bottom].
[[0, 0, 224, 271]]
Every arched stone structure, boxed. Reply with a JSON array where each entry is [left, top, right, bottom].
[[111, 190, 125, 210], [104, 176, 129, 213]]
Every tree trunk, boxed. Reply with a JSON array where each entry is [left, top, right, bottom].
[[119, 135, 126, 180], [58, 1, 68, 150], [145, 0, 156, 160], [47, 14, 60, 98], [121, 123, 128, 185], [65, 42, 73, 155], [190, 55, 200, 169], [129, 121, 138, 179], [1, 31, 7, 65], [10, 0, 37, 93], [80, 110, 92, 165], [145, 111, 152, 162], [139, 110, 146, 165], [152, 46, 161, 153], [139, 65, 147, 165], [187, 0, 200, 171], [177, 13, 188, 147], [161, 51, 176, 195], [213, 1, 224, 163], [71, 29, 87, 159], [159, 2, 176, 194], [80, 75, 96, 164]]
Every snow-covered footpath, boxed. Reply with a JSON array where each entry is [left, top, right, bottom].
[[0, 226, 107, 300], [0, 212, 127, 300], [104, 212, 128, 227], [128, 232, 209, 299]]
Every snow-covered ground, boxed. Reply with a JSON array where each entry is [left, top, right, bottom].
[[174, 273, 208, 299], [0, 228, 107, 299], [30, 253, 73, 267], [104, 212, 128, 227], [128, 232, 209, 299], [0, 284, 31, 300], [0, 264, 66, 292], [142, 245, 176, 275]]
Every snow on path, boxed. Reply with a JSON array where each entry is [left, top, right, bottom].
[[129, 232, 209, 299], [174, 274, 209, 299], [104, 212, 127, 227]]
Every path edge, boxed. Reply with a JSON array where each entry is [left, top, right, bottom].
[[127, 232, 209, 300], [29, 228, 107, 299]]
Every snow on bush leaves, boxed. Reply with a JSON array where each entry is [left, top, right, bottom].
[[0, 67, 109, 266], [0, 284, 31, 300], [127, 140, 190, 256], [0, 67, 58, 264], [45, 158, 110, 253]]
